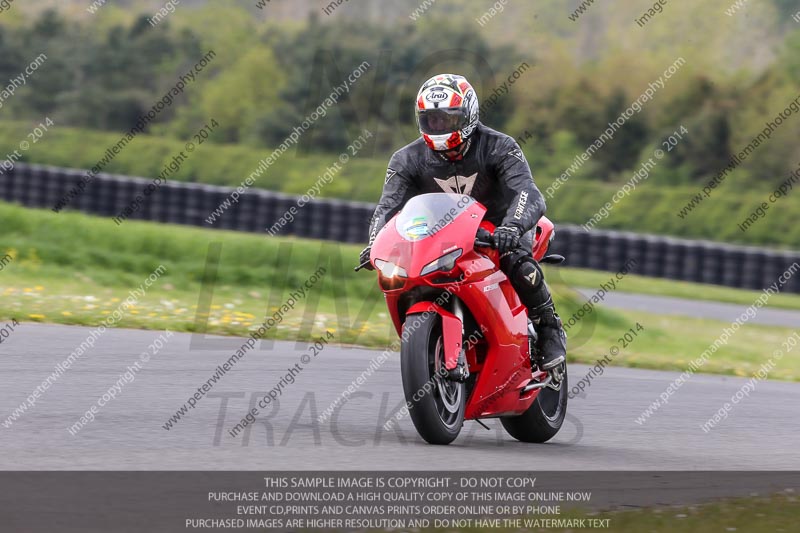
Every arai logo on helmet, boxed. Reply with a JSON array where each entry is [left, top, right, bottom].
[[425, 89, 449, 102]]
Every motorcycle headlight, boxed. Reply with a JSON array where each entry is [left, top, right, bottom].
[[374, 259, 408, 278], [420, 249, 463, 276]]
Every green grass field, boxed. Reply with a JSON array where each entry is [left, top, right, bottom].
[[596, 492, 800, 533], [3, 121, 800, 248], [432, 491, 799, 533], [1, 201, 798, 380]]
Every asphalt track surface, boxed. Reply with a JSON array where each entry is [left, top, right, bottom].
[[575, 288, 800, 327], [2, 323, 798, 471]]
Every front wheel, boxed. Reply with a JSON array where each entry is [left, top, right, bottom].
[[501, 363, 568, 443], [400, 313, 465, 445]]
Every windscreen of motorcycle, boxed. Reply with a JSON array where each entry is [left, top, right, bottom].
[[395, 193, 475, 241]]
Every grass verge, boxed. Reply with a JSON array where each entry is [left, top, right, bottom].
[[0, 201, 797, 380], [436, 492, 799, 533]]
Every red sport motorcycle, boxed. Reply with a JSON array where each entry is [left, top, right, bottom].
[[356, 193, 567, 445]]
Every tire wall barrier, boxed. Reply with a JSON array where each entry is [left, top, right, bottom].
[[2, 163, 799, 293]]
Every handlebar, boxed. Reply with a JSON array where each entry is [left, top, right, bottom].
[[354, 260, 372, 272], [474, 228, 495, 249]]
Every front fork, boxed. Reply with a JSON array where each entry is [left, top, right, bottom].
[[405, 301, 463, 377], [450, 298, 470, 382], [405, 299, 470, 382]]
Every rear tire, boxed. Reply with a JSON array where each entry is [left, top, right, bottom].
[[400, 313, 465, 445], [501, 363, 568, 443]]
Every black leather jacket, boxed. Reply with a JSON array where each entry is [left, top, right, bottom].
[[368, 122, 546, 243]]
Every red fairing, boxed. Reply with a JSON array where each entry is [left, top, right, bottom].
[[406, 302, 461, 371], [369, 193, 555, 421], [532, 217, 555, 261]]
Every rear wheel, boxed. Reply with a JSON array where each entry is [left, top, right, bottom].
[[501, 362, 568, 443], [400, 313, 465, 445]]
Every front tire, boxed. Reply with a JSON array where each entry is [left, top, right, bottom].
[[400, 313, 465, 445], [501, 363, 568, 443]]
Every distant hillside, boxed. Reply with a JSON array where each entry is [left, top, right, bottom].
[[2, 0, 798, 248], [8, 0, 793, 72]]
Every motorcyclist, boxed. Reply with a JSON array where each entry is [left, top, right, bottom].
[[360, 73, 566, 372]]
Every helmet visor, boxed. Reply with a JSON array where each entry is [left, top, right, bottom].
[[418, 108, 469, 135]]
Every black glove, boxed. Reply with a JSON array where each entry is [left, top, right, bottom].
[[358, 245, 374, 270], [494, 225, 521, 255]]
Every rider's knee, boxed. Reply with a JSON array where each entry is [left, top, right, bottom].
[[499, 247, 528, 274], [508, 256, 544, 291]]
